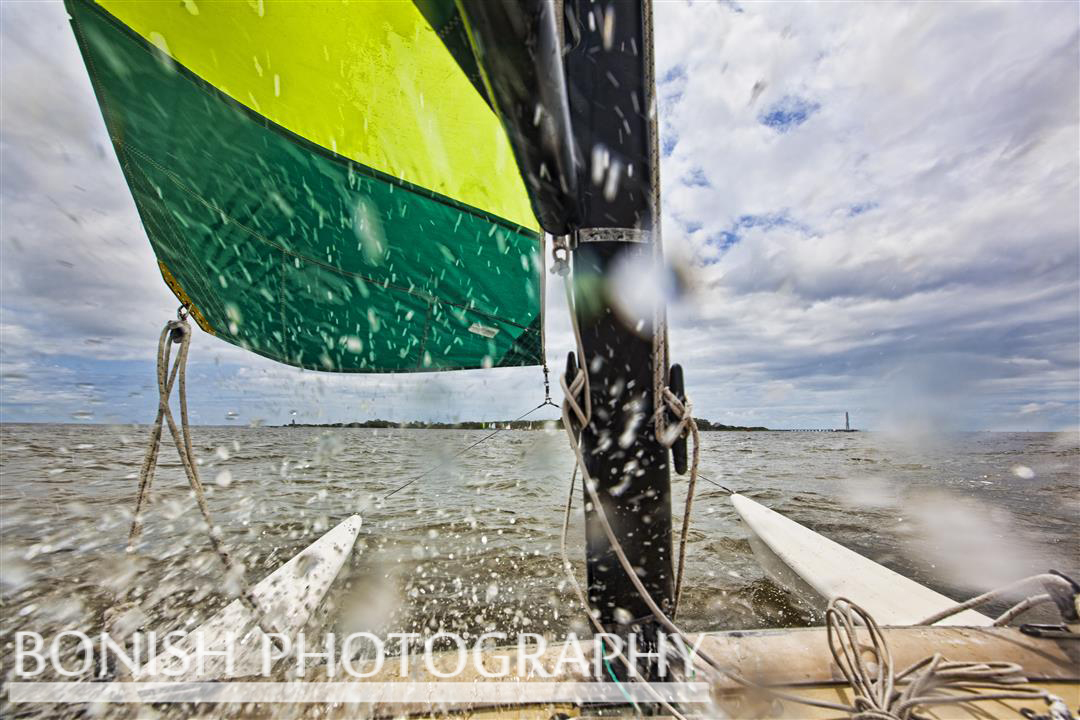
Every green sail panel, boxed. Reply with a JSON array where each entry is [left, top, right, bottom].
[[66, 0, 542, 372]]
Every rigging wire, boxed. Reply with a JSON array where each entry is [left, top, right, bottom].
[[640, 0, 702, 616], [383, 234, 559, 501], [540, 232, 554, 407], [381, 398, 558, 500], [697, 473, 737, 496]]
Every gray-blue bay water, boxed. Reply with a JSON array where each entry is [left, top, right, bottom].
[[2, 425, 1078, 678]]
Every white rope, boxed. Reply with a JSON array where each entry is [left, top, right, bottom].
[[662, 389, 700, 617], [558, 466, 687, 719], [558, 328, 866, 719], [556, 270, 689, 720], [556, 262, 740, 677], [128, 315, 284, 643], [916, 573, 1077, 627], [994, 594, 1054, 626]]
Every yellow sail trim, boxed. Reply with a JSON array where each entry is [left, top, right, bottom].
[[96, 0, 537, 232], [157, 262, 213, 335]]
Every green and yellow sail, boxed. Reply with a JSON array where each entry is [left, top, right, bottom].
[[66, 0, 543, 372]]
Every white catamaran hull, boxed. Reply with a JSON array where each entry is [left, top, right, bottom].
[[136, 514, 362, 681], [730, 493, 991, 626]]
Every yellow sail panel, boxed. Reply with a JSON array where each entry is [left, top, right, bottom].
[[96, 0, 537, 232]]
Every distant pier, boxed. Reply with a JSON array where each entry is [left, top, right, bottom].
[[776, 428, 857, 432], [778, 412, 858, 432]]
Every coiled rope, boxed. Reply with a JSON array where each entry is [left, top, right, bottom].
[[826, 598, 1071, 720]]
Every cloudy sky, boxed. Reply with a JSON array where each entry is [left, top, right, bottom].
[[1, 1, 1077, 430]]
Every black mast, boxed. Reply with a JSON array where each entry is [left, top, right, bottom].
[[446, 0, 675, 681], [562, 0, 674, 674]]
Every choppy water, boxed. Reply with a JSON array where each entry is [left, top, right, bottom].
[[1, 425, 1078, 695]]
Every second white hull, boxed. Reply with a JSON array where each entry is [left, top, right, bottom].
[[731, 493, 991, 626]]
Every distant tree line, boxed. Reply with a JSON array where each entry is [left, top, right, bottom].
[[693, 419, 770, 431]]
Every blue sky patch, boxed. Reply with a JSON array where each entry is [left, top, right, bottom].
[[735, 212, 799, 231], [661, 64, 687, 85], [714, 230, 740, 250], [848, 201, 879, 217], [702, 212, 806, 258], [659, 63, 687, 131], [684, 167, 709, 187], [661, 131, 678, 156], [759, 96, 820, 132]]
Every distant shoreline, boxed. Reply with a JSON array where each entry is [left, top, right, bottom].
[[281, 418, 773, 431], [0, 421, 874, 431]]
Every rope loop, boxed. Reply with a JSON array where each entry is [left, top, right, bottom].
[[658, 386, 691, 448], [127, 316, 285, 646], [167, 318, 188, 344], [559, 363, 589, 434]]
